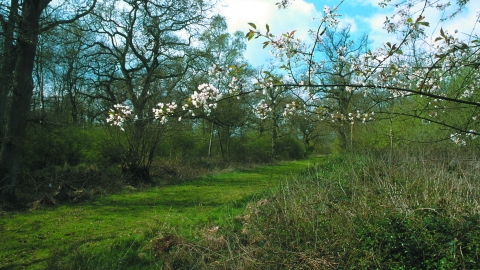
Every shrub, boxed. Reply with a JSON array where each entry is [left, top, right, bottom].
[[275, 136, 305, 159], [243, 134, 273, 163]]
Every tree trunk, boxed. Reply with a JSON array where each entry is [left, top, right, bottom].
[[271, 116, 279, 158], [0, 0, 19, 138], [337, 124, 348, 151], [0, 0, 50, 203]]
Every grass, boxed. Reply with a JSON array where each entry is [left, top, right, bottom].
[[5, 148, 478, 269], [0, 158, 318, 269], [157, 148, 480, 269]]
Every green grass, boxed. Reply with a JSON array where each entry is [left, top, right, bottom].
[[165, 149, 480, 269], [0, 158, 319, 269]]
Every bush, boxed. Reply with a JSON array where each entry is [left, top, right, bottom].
[[275, 136, 305, 159], [16, 162, 124, 205], [240, 133, 273, 163], [22, 125, 116, 171], [355, 211, 480, 269]]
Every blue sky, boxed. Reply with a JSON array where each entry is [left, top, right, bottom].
[[218, 0, 480, 67]]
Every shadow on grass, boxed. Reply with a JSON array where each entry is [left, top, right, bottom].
[[0, 158, 319, 269]]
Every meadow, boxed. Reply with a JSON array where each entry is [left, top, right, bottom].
[[2, 148, 480, 269], [170, 148, 480, 269], [0, 159, 317, 269]]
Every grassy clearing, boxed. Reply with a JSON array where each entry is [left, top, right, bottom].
[[5, 149, 478, 269], [160, 149, 480, 269], [0, 159, 317, 269]]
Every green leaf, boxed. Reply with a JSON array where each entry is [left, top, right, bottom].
[[434, 36, 443, 42], [248, 22, 257, 29], [418, 21, 430, 27], [266, 24, 270, 33], [263, 71, 272, 79], [395, 49, 403, 55], [246, 31, 254, 41], [407, 18, 413, 24], [263, 41, 270, 49]]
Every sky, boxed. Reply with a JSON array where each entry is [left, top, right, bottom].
[[218, 0, 480, 67]]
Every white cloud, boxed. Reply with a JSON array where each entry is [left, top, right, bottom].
[[221, 0, 318, 34], [361, 1, 480, 49], [350, 0, 381, 7], [339, 15, 358, 33], [217, 0, 480, 67]]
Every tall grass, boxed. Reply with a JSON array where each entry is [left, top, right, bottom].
[[160, 149, 480, 269]]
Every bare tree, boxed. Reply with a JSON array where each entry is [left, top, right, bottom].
[[0, 0, 96, 204], [85, 0, 214, 183]]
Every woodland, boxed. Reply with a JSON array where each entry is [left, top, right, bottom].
[[1, 0, 480, 268]]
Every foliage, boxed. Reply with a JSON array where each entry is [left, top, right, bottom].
[[355, 211, 480, 269], [2, 0, 480, 203], [22, 125, 113, 170], [243, 0, 480, 148], [275, 135, 305, 159]]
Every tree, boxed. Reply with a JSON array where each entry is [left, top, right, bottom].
[[286, 101, 326, 156], [0, 0, 19, 137], [251, 70, 294, 158], [85, 0, 216, 183], [194, 16, 253, 159], [107, 0, 480, 161], [0, 0, 96, 203], [243, 0, 479, 150], [313, 25, 369, 149]]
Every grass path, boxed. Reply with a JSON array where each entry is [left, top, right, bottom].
[[0, 158, 320, 269]]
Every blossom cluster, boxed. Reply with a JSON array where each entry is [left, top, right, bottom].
[[106, 104, 133, 131], [152, 83, 222, 123], [321, 5, 340, 28], [450, 131, 478, 146], [108, 81, 223, 130], [254, 99, 272, 120], [189, 83, 222, 114], [208, 64, 246, 95], [324, 111, 375, 125], [207, 64, 223, 77], [283, 101, 302, 117], [153, 102, 178, 124], [347, 111, 374, 124]]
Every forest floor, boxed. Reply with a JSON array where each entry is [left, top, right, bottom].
[[0, 158, 320, 269]]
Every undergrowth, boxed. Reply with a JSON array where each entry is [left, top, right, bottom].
[[158, 149, 480, 269]]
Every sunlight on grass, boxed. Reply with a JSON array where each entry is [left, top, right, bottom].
[[0, 158, 319, 269]]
